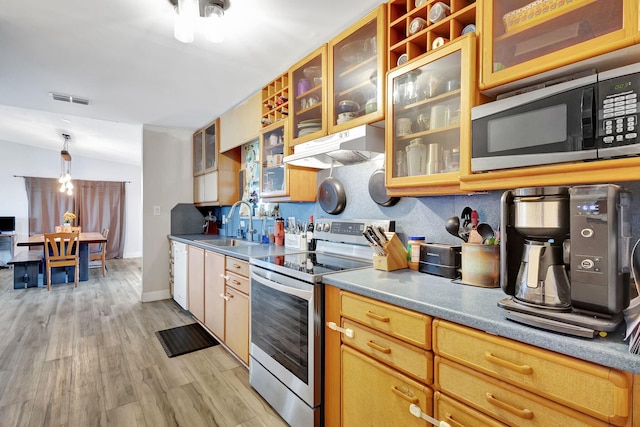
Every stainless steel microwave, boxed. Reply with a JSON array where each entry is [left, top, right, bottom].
[[471, 62, 640, 172]]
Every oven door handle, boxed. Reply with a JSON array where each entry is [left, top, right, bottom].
[[250, 270, 313, 300]]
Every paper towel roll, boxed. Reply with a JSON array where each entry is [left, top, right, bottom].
[[432, 36, 449, 50]]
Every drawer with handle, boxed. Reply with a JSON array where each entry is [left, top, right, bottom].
[[434, 391, 508, 427], [341, 318, 433, 383], [432, 320, 631, 425], [341, 292, 431, 349], [225, 256, 249, 277], [435, 357, 609, 427], [223, 271, 249, 295]]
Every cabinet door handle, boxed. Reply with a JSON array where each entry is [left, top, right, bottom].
[[484, 352, 533, 375], [366, 340, 391, 354], [391, 386, 418, 404], [444, 412, 465, 427], [365, 311, 390, 322], [219, 293, 229, 301], [485, 392, 534, 420]]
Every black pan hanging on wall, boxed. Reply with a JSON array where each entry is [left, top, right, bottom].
[[368, 168, 400, 207], [318, 162, 346, 214]]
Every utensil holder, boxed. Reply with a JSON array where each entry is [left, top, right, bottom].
[[285, 233, 307, 249], [373, 233, 409, 272]]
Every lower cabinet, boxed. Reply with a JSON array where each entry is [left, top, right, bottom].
[[342, 345, 432, 426], [325, 286, 637, 427], [187, 246, 204, 321], [204, 250, 225, 338], [187, 245, 250, 365]]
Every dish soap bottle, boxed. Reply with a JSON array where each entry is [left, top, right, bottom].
[[307, 215, 316, 251]]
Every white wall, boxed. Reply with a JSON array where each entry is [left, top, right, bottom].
[[141, 125, 193, 302], [0, 138, 142, 258]]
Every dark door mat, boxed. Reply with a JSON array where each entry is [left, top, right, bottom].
[[155, 323, 219, 358]]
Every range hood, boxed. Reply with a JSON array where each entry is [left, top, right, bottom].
[[283, 124, 385, 169]]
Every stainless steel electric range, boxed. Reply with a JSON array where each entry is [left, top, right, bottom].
[[249, 218, 395, 427]]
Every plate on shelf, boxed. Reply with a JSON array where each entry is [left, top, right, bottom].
[[299, 127, 321, 136]]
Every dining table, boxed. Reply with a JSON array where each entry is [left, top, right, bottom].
[[17, 232, 108, 282]]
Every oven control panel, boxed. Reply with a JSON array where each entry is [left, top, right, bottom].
[[314, 219, 395, 245]]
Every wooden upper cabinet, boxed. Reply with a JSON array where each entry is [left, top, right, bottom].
[[480, 0, 640, 91], [259, 119, 316, 202], [385, 34, 480, 196], [289, 45, 328, 146], [261, 72, 289, 128], [387, 0, 478, 72], [220, 92, 262, 153], [193, 118, 218, 176], [328, 5, 387, 134]]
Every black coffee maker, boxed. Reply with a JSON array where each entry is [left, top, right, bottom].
[[498, 184, 632, 338]]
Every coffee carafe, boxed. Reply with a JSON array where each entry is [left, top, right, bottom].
[[508, 187, 571, 309]]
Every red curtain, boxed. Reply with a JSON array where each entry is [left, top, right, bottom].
[[24, 177, 126, 259]]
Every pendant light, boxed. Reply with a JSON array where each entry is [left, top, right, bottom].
[[58, 133, 74, 196]]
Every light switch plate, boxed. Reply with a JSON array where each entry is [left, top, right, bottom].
[[153, 206, 161, 216]]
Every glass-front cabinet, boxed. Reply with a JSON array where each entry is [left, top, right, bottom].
[[259, 121, 287, 197], [289, 45, 328, 146], [193, 119, 218, 176], [259, 119, 316, 202], [481, 0, 639, 90], [328, 6, 386, 133], [386, 34, 477, 196]]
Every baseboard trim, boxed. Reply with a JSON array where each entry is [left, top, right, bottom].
[[141, 289, 171, 302]]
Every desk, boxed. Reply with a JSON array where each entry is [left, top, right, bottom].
[[17, 232, 107, 282]]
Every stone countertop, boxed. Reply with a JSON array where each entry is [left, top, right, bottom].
[[168, 234, 296, 261], [323, 268, 640, 374]]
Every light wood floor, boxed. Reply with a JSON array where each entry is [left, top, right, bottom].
[[0, 258, 289, 427]]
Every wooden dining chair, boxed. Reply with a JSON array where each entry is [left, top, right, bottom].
[[44, 231, 80, 291], [89, 228, 109, 277], [71, 226, 82, 233]]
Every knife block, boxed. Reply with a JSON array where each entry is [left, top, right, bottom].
[[373, 233, 408, 272]]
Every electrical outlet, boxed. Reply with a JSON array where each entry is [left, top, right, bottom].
[[153, 206, 161, 216]]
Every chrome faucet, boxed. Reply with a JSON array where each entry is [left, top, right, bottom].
[[227, 200, 255, 241]]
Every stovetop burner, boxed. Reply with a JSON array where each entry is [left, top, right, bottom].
[[256, 252, 372, 276]]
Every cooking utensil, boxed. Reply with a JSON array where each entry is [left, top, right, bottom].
[[476, 223, 495, 244], [446, 216, 467, 242], [318, 162, 346, 214], [461, 207, 472, 229], [368, 168, 400, 207]]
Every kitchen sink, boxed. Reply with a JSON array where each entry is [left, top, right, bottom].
[[195, 238, 259, 247]]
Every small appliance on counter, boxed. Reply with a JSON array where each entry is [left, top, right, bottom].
[[419, 243, 461, 279], [498, 184, 632, 338]]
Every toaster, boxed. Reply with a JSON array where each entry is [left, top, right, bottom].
[[419, 243, 461, 279]]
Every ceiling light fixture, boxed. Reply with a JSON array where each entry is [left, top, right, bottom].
[[58, 133, 74, 196], [169, 0, 229, 44]]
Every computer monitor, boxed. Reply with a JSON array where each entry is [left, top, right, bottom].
[[0, 216, 15, 232]]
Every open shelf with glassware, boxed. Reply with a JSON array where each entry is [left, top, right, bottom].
[[261, 72, 289, 127], [387, 0, 477, 72]]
